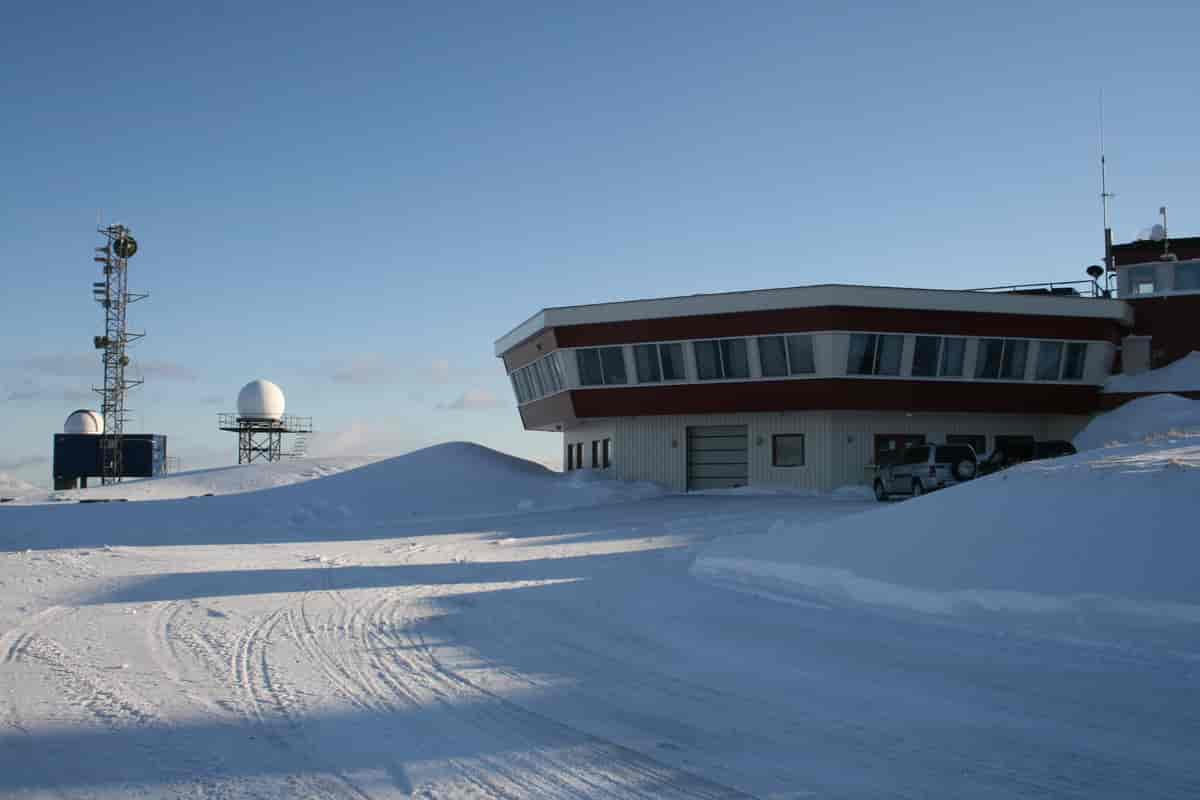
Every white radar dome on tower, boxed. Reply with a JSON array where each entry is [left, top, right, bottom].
[[237, 379, 286, 421], [64, 409, 104, 435]]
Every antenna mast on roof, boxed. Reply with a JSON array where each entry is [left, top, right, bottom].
[[1099, 91, 1114, 275]]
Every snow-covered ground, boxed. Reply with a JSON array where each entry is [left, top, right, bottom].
[[2, 427, 1197, 798]]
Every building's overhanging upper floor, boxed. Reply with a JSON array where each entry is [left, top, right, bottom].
[[496, 283, 1134, 361]]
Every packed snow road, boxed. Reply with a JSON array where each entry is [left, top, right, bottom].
[[1, 446, 1197, 798]]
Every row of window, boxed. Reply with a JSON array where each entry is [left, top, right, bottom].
[[516, 333, 1092, 404], [567, 438, 611, 470], [1128, 261, 1200, 296], [511, 352, 567, 405]]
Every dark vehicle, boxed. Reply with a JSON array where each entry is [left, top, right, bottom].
[[977, 439, 1078, 476], [874, 443, 977, 501]]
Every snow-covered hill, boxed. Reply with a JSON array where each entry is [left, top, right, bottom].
[[0, 442, 665, 550]]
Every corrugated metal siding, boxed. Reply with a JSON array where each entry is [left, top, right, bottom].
[[613, 412, 835, 493], [607, 410, 1091, 493]]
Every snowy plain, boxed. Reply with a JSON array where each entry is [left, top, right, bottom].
[[2, 414, 1198, 798]]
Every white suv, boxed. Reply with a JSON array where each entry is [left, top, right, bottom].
[[874, 444, 978, 501]]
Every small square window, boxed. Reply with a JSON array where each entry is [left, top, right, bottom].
[[772, 434, 805, 467]]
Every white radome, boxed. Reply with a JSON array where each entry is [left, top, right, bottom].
[[64, 409, 104, 435], [237, 379, 286, 421]]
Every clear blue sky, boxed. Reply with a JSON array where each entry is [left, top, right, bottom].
[[3, 1, 1199, 488]]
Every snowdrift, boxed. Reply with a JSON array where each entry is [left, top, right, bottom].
[[0, 442, 664, 550], [1073, 393, 1200, 452], [1103, 350, 1200, 394], [694, 432, 1200, 628]]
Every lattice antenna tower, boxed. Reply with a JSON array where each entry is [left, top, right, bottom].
[[91, 224, 148, 485]]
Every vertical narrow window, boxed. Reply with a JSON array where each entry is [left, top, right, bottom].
[[1061, 342, 1088, 380], [602, 438, 611, 469], [634, 344, 661, 383], [720, 339, 749, 379], [518, 369, 534, 402], [912, 336, 940, 377], [999, 340, 1028, 380], [575, 442, 583, 469], [659, 343, 686, 380], [1035, 341, 1063, 381], [591, 440, 599, 468], [546, 353, 564, 392], [510, 374, 523, 404], [875, 335, 903, 376], [566, 443, 574, 471], [758, 336, 789, 377], [786, 334, 815, 374], [599, 347, 627, 385], [975, 338, 1004, 379], [847, 334, 877, 375], [529, 362, 546, 397], [939, 337, 965, 377], [694, 340, 723, 380], [577, 349, 604, 386]]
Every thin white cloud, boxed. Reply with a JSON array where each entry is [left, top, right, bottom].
[[437, 389, 502, 411]]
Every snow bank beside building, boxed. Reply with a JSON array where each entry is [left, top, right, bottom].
[[1103, 350, 1200, 394], [693, 433, 1200, 628], [1073, 394, 1200, 451], [0, 443, 665, 549]]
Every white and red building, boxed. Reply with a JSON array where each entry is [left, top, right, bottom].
[[496, 237, 1200, 492]]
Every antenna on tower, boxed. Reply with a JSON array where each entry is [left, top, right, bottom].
[[91, 223, 148, 485], [1099, 91, 1115, 277]]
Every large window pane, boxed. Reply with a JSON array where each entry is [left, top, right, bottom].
[[577, 348, 604, 386], [912, 336, 940, 377], [975, 338, 1004, 379], [634, 344, 661, 383], [529, 362, 546, 397], [519, 369, 535, 402], [758, 336, 789, 377], [940, 337, 965, 377], [599, 346, 627, 385], [876, 335, 903, 376], [1175, 262, 1200, 291], [1035, 341, 1063, 381], [548, 356, 563, 392], [847, 334, 876, 375], [1129, 266, 1157, 295], [772, 434, 805, 467], [1000, 340, 1028, 380], [721, 339, 749, 379], [659, 343, 686, 380], [1062, 342, 1087, 380], [694, 340, 722, 380], [511, 374, 524, 404], [786, 335, 815, 374]]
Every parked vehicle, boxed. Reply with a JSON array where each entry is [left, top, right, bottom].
[[977, 439, 1078, 476], [873, 443, 978, 501]]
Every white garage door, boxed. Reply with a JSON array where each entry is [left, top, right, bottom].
[[686, 425, 749, 491]]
